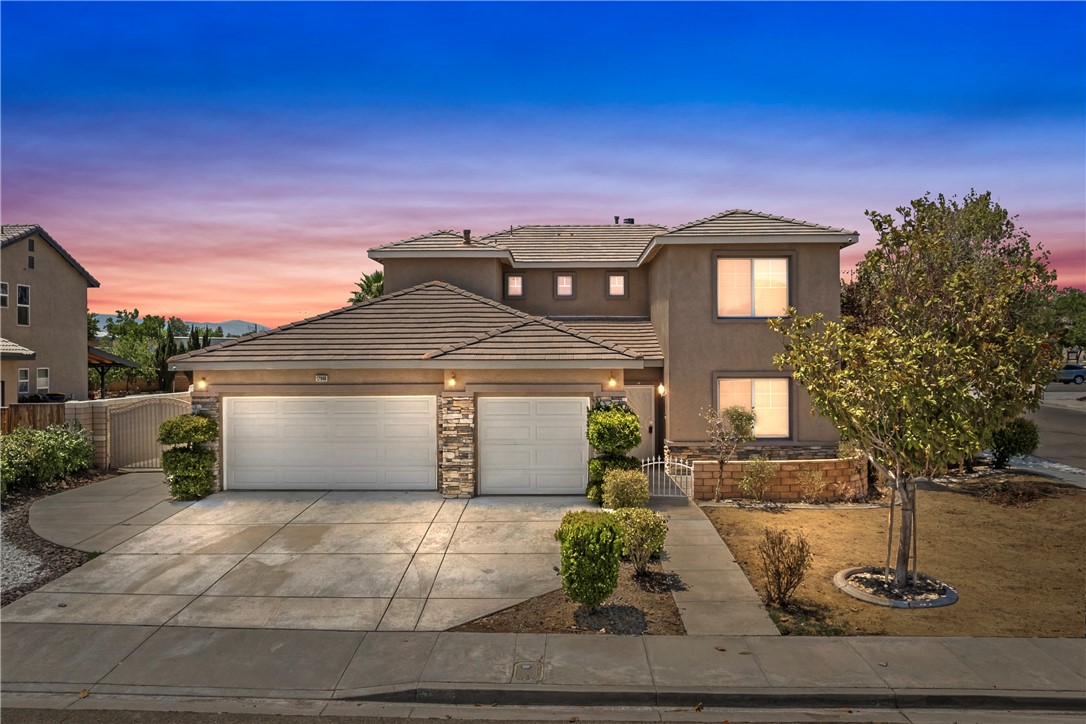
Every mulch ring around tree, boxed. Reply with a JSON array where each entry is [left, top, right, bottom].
[[450, 562, 687, 635]]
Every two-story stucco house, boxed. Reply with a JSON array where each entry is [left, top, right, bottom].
[[1, 225, 99, 407], [170, 210, 857, 496]]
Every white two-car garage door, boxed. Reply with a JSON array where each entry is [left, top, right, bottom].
[[477, 397, 589, 495], [223, 396, 437, 490]]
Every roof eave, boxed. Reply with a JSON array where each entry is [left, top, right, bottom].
[[171, 359, 647, 372], [368, 249, 513, 261], [1, 227, 100, 287]]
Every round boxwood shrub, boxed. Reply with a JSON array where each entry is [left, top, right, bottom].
[[612, 507, 668, 575], [158, 413, 218, 500], [157, 414, 218, 446], [990, 418, 1040, 469], [588, 454, 640, 484], [554, 510, 623, 612], [602, 468, 650, 509], [586, 405, 641, 456]]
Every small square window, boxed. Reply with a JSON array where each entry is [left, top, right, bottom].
[[18, 368, 30, 395], [505, 274, 524, 299], [606, 272, 628, 298], [0, 282, 7, 308], [555, 273, 575, 298], [36, 368, 49, 393]]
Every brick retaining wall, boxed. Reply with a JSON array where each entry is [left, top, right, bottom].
[[691, 456, 866, 502]]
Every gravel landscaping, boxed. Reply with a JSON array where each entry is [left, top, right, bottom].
[[1, 471, 109, 607]]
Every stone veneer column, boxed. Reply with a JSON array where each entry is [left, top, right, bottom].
[[190, 392, 223, 492], [439, 394, 476, 498]]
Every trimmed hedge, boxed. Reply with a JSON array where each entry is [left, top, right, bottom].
[[612, 507, 667, 575], [157, 414, 218, 446], [586, 405, 641, 456], [158, 413, 218, 501], [602, 468, 649, 509], [554, 510, 623, 611], [587, 454, 640, 505], [0, 424, 94, 496]]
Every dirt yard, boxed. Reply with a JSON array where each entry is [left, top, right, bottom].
[[451, 562, 686, 635], [704, 473, 1085, 637]]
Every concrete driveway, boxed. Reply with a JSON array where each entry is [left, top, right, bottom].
[[7, 485, 594, 632]]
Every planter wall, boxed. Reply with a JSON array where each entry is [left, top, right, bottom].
[[691, 456, 867, 502]]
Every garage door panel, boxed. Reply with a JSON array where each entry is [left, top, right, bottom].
[[478, 397, 588, 495], [482, 424, 533, 443], [224, 396, 436, 491], [532, 444, 587, 468], [534, 424, 583, 442], [535, 399, 588, 416], [536, 472, 588, 490], [481, 399, 533, 416]]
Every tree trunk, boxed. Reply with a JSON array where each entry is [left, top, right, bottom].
[[894, 476, 915, 587]]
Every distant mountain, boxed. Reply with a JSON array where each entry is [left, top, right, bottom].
[[93, 314, 269, 337]]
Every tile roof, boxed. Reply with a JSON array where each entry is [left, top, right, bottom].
[[476, 224, 667, 265], [369, 230, 506, 253], [665, 210, 858, 236], [0, 224, 100, 286], [0, 337, 36, 360], [170, 282, 644, 368], [553, 319, 663, 361]]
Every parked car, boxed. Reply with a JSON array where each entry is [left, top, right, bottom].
[[1055, 364, 1086, 384]]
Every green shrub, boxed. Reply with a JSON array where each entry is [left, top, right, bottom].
[[554, 510, 622, 611], [588, 454, 640, 483], [160, 448, 217, 500], [586, 482, 603, 504], [602, 468, 649, 509], [158, 413, 218, 500], [758, 528, 813, 606], [739, 456, 779, 501], [586, 405, 641, 456], [0, 424, 93, 496], [990, 418, 1040, 469], [157, 414, 218, 446], [612, 507, 668, 575]]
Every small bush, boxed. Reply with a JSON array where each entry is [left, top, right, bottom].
[[990, 418, 1040, 469], [588, 454, 640, 484], [758, 527, 813, 607], [797, 469, 842, 503], [586, 405, 641, 456], [739, 456, 779, 501], [0, 424, 93, 495], [554, 510, 623, 612], [602, 468, 649, 509], [157, 414, 218, 446], [612, 507, 668, 575], [586, 482, 603, 505], [160, 448, 217, 500]]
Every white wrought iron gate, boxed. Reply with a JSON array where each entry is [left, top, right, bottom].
[[642, 455, 694, 498], [108, 396, 192, 470]]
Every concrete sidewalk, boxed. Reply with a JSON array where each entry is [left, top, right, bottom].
[[1, 625, 1083, 711]]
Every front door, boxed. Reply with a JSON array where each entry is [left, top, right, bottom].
[[625, 386, 655, 459]]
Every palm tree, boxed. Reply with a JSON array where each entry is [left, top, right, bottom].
[[349, 270, 384, 304]]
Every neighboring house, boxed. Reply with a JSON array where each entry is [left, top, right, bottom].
[[170, 210, 857, 496], [0, 225, 100, 407]]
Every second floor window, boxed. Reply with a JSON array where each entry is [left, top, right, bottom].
[[717, 258, 788, 318], [555, 273, 575, 298], [0, 282, 7, 307], [36, 368, 50, 393], [16, 285, 29, 325], [18, 368, 30, 395], [505, 274, 524, 298], [607, 273, 627, 298]]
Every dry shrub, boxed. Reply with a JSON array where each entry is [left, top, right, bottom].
[[758, 527, 813, 606], [739, 456, 779, 501]]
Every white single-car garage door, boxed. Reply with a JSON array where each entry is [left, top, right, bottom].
[[223, 396, 437, 490], [477, 397, 589, 494]]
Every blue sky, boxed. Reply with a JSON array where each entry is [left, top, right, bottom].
[[3, 1, 1083, 324]]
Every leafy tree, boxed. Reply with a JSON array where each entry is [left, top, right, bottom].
[[773, 192, 1058, 589], [349, 270, 384, 304], [702, 406, 755, 501], [167, 316, 190, 338], [1051, 287, 1086, 354], [87, 311, 100, 341], [153, 327, 181, 392], [188, 325, 202, 351]]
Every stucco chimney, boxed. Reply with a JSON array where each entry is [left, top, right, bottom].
[[462, 229, 471, 245]]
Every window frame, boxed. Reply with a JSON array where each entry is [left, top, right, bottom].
[[552, 271, 577, 300], [712, 372, 793, 440], [36, 368, 50, 393], [17, 368, 30, 395], [503, 272, 525, 299], [713, 253, 792, 320], [0, 282, 7, 308], [27, 255, 35, 269], [605, 271, 629, 299], [27, 238, 34, 252], [16, 284, 29, 326]]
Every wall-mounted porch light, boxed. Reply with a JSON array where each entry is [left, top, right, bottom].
[[607, 372, 617, 388], [196, 377, 208, 391], [447, 372, 457, 388], [657, 382, 666, 397]]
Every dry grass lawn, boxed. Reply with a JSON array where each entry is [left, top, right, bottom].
[[704, 474, 1085, 637]]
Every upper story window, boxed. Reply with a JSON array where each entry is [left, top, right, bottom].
[[554, 272, 576, 299], [717, 376, 790, 438], [606, 272, 628, 298], [18, 369, 30, 395], [27, 238, 35, 252], [16, 285, 29, 325], [504, 273, 524, 299], [717, 258, 789, 318], [0, 282, 7, 307], [36, 368, 50, 393], [28, 256, 35, 269]]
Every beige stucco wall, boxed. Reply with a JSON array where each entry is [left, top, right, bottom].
[[653, 242, 841, 445], [1, 233, 91, 404], [382, 258, 502, 299], [496, 267, 650, 318]]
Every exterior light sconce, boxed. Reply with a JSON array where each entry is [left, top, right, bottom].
[[607, 372, 617, 388], [447, 372, 457, 388], [657, 383, 666, 397], [196, 377, 208, 391]]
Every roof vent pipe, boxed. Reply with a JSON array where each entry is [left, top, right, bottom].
[[462, 229, 471, 245], [614, 216, 620, 225], [623, 218, 635, 225]]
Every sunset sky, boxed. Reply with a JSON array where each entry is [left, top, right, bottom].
[[3, 2, 1083, 327]]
